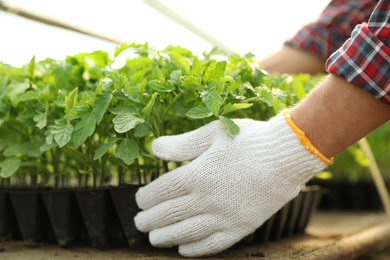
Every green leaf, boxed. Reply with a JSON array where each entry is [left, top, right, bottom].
[[45, 126, 54, 145], [130, 71, 146, 86], [65, 105, 91, 121], [142, 92, 157, 117], [52, 119, 73, 148], [115, 138, 139, 165], [214, 61, 227, 79], [186, 106, 213, 119], [65, 87, 78, 113], [113, 114, 145, 133], [258, 87, 273, 107], [114, 42, 137, 58], [109, 105, 138, 115], [7, 82, 30, 107], [27, 55, 35, 79], [149, 79, 174, 92], [0, 158, 21, 178], [72, 112, 97, 148], [222, 103, 253, 115], [293, 80, 306, 100], [33, 112, 47, 129], [272, 99, 286, 113], [201, 90, 222, 117], [138, 79, 147, 93], [152, 67, 165, 80], [94, 137, 118, 160], [171, 52, 190, 75], [20, 90, 39, 101], [219, 116, 240, 138], [169, 70, 182, 86], [182, 76, 203, 91], [231, 76, 241, 91], [93, 91, 113, 124], [191, 56, 202, 77], [134, 123, 150, 137], [96, 78, 113, 94]]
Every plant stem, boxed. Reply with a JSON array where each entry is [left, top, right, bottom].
[[159, 91, 187, 136], [163, 161, 169, 173]]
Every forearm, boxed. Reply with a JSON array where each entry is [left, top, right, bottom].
[[260, 45, 326, 75], [291, 74, 390, 158]]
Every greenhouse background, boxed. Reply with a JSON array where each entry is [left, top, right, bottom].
[[0, 0, 330, 67]]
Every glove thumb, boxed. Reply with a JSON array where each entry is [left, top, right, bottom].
[[152, 120, 221, 161]]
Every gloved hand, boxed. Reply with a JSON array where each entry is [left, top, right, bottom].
[[134, 110, 331, 257]]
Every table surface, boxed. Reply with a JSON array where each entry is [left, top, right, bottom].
[[1, 211, 390, 260]]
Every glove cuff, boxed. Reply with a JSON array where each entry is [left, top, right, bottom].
[[283, 110, 333, 166]]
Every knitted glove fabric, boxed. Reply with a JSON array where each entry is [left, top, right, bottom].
[[134, 111, 331, 257]]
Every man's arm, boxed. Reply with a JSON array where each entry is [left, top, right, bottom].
[[260, 45, 326, 75], [291, 74, 390, 158]]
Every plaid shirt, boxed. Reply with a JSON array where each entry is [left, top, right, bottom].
[[287, 0, 390, 105]]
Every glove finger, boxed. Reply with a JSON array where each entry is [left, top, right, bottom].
[[134, 194, 200, 233], [179, 232, 240, 257], [149, 215, 217, 248], [136, 164, 191, 210], [152, 120, 221, 161]]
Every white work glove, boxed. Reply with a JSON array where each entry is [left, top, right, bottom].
[[134, 110, 331, 257]]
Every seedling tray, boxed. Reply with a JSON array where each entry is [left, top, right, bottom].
[[0, 185, 323, 248]]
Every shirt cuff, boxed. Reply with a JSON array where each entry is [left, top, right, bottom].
[[325, 23, 390, 105]]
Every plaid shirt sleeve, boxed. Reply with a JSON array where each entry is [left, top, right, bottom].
[[285, 0, 378, 61], [326, 0, 390, 105]]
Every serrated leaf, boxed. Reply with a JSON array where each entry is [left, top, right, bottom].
[[20, 90, 39, 101], [0, 158, 21, 178], [214, 61, 227, 78], [96, 78, 113, 94], [27, 55, 35, 79], [149, 79, 174, 92], [113, 114, 145, 133], [115, 138, 139, 165], [138, 79, 147, 93], [109, 105, 138, 115], [152, 66, 165, 80], [201, 91, 222, 117], [65, 105, 91, 121], [222, 103, 253, 115], [182, 76, 203, 91], [52, 119, 73, 148], [72, 113, 97, 148], [169, 70, 182, 86], [219, 116, 240, 138], [65, 87, 78, 113], [191, 56, 202, 77], [231, 76, 241, 91], [7, 82, 30, 107], [258, 87, 273, 107], [93, 91, 113, 124], [33, 112, 47, 129], [171, 52, 190, 75], [272, 99, 286, 113], [142, 92, 157, 117], [130, 71, 146, 86], [45, 126, 54, 145], [134, 123, 150, 137], [186, 106, 213, 119], [114, 42, 137, 58], [94, 137, 118, 160]]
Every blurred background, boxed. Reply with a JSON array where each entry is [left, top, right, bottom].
[[0, 0, 330, 67]]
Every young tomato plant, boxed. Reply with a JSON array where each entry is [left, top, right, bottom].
[[0, 43, 323, 189]]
